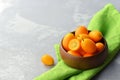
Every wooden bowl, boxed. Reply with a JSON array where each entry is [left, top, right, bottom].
[[60, 32, 108, 70]]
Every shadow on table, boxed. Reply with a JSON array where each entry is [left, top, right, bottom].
[[92, 50, 120, 80]]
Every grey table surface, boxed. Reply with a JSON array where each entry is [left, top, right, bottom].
[[0, 0, 120, 80]]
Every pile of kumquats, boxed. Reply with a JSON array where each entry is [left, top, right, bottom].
[[41, 25, 105, 66], [62, 26, 104, 57]]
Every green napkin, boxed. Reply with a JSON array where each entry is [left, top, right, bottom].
[[34, 4, 120, 80]]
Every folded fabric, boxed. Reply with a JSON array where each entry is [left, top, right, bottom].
[[34, 4, 120, 80]]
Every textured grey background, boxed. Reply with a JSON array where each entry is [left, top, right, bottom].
[[0, 0, 120, 80]]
